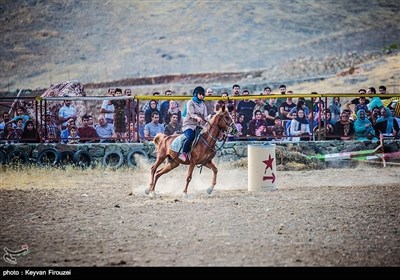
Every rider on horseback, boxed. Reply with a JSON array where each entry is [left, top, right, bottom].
[[179, 86, 208, 161]]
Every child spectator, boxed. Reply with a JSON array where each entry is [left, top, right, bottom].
[[68, 125, 80, 144], [270, 116, 286, 141]]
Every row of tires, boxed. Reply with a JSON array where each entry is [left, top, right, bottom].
[[0, 147, 148, 169]]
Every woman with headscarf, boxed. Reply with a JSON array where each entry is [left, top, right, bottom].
[[354, 109, 376, 140], [20, 120, 40, 143], [179, 86, 208, 161], [290, 109, 311, 141], [375, 107, 399, 137]]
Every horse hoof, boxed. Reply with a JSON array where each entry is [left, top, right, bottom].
[[145, 188, 150, 195], [207, 186, 214, 195], [182, 192, 189, 199], [149, 191, 156, 199]]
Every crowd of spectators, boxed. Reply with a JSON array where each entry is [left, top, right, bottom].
[[1, 84, 399, 144]]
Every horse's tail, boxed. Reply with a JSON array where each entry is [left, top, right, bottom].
[[153, 133, 166, 148]]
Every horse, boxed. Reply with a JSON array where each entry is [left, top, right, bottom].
[[145, 104, 238, 198]]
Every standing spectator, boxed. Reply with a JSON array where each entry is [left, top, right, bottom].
[[43, 111, 61, 142], [263, 98, 279, 126], [329, 97, 341, 124], [111, 88, 127, 141], [58, 96, 77, 129], [11, 106, 30, 128], [159, 90, 174, 122], [134, 111, 146, 142], [101, 88, 115, 124], [142, 92, 161, 112], [345, 88, 370, 114], [236, 89, 256, 126], [279, 96, 296, 121], [204, 88, 215, 117]]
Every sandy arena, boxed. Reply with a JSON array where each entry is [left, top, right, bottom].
[[0, 161, 399, 267]]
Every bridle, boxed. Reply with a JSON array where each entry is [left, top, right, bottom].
[[199, 112, 237, 153]]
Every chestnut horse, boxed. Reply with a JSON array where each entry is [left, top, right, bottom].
[[145, 104, 238, 198]]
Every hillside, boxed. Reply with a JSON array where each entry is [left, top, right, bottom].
[[1, 0, 399, 92]]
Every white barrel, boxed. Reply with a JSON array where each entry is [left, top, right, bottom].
[[248, 144, 277, 191]]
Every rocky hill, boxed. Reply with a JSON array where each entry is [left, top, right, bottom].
[[1, 0, 399, 92]]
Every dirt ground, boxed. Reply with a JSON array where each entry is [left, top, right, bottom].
[[0, 162, 399, 267]]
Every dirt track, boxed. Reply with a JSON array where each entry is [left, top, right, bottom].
[[0, 164, 399, 267]]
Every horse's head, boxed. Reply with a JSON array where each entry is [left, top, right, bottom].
[[215, 104, 239, 135]]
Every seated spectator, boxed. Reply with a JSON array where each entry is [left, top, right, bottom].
[[0, 123, 15, 141], [95, 115, 115, 143], [354, 109, 376, 140], [144, 112, 164, 140], [145, 100, 162, 124], [11, 106, 30, 128], [20, 120, 40, 143], [235, 113, 248, 137], [314, 109, 335, 140], [68, 125, 80, 144], [101, 88, 115, 124], [375, 107, 399, 138], [42, 111, 61, 143], [164, 113, 182, 136], [290, 109, 311, 141], [78, 114, 99, 143], [270, 116, 286, 141], [164, 100, 182, 125], [248, 110, 267, 137], [333, 111, 355, 140], [60, 118, 76, 144]]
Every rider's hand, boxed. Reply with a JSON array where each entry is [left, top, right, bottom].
[[196, 116, 202, 123]]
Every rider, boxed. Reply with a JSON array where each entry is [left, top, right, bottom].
[[179, 86, 208, 161]]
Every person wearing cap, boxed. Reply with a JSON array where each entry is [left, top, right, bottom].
[[179, 86, 208, 161]]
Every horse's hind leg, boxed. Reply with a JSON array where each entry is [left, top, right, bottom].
[[203, 160, 218, 195], [149, 160, 180, 197], [183, 163, 196, 196], [146, 156, 166, 195]]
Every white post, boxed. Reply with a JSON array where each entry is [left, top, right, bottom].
[[248, 144, 277, 191]]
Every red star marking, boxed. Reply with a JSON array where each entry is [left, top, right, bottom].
[[263, 154, 274, 172]]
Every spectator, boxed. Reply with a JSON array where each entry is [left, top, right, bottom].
[[144, 111, 165, 140], [68, 125, 80, 144], [78, 114, 99, 143], [375, 107, 399, 137], [248, 110, 267, 137], [142, 92, 161, 112], [164, 113, 182, 136], [58, 96, 77, 129], [270, 116, 286, 141], [290, 109, 311, 141], [164, 100, 181, 125], [354, 109, 376, 140], [111, 88, 128, 141], [345, 88, 370, 114], [329, 97, 341, 124], [333, 111, 355, 140], [236, 89, 256, 126], [60, 118, 75, 144], [145, 100, 162, 124], [101, 88, 115, 124], [95, 115, 115, 143], [20, 120, 39, 143]]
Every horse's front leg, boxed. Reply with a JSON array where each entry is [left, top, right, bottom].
[[203, 160, 218, 195], [183, 163, 196, 196]]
